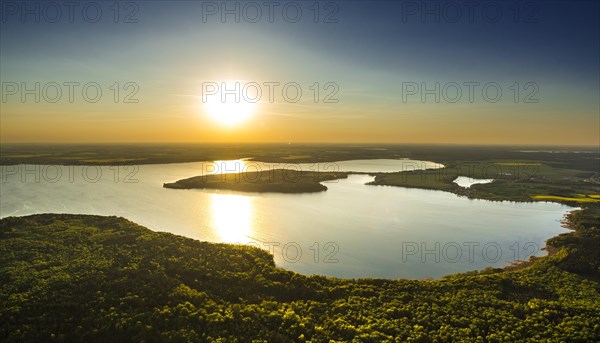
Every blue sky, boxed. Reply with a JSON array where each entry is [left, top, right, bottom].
[[1, 0, 599, 144]]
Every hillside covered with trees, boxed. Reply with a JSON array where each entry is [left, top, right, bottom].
[[1, 212, 599, 342]]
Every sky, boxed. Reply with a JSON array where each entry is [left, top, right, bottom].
[[1, 0, 599, 145]]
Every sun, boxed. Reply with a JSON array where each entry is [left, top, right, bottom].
[[203, 81, 257, 126]]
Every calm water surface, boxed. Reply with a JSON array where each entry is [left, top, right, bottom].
[[0, 159, 572, 279]]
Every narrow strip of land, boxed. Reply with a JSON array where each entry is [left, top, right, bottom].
[[164, 169, 348, 193]]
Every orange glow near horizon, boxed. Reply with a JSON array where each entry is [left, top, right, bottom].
[[1, 101, 598, 146]]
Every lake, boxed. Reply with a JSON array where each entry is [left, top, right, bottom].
[[453, 176, 495, 188], [0, 159, 572, 279]]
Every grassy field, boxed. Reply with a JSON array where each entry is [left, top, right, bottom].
[[530, 195, 600, 203]]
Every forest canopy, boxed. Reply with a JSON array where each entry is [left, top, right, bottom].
[[1, 213, 599, 342]]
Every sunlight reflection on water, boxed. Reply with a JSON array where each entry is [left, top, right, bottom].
[[210, 193, 254, 244]]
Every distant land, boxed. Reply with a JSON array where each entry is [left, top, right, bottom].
[[1, 144, 598, 172], [2, 143, 598, 201]]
